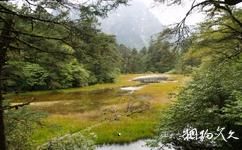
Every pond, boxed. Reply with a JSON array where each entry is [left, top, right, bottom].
[[17, 88, 124, 114], [96, 140, 174, 150]]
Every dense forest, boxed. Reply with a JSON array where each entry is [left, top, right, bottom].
[[1, 5, 178, 93], [1, 0, 242, 150], [0, 0, 127, 149], [2, 10, 122, 92], [117, 34, 177, 74], [154, 2, 242, 150]]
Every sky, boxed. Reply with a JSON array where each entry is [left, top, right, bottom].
[[136, 0, 206, 25], [140, 0, 242, 25], [11, 0, 242, 26]]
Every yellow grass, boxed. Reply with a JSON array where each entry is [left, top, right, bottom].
[[9, 74, 188, 147]]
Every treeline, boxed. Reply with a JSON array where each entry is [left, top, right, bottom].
[[156, 8, 242, 150], [1, 1, 129, 150], [118, 33, 177, 74], [1, 3, 182, 93], [4, 11, 180, 93], [3, 6, 121, 92]]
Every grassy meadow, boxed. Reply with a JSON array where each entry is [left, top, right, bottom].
[[8, 74, 187, 147]]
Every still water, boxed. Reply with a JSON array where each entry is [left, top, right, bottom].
[[96, 140, 174, 150]]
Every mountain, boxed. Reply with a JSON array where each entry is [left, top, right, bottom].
[[99, 0, 164, 49]]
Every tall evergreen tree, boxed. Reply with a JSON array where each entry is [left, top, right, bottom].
[[0, 1, 127, 149]]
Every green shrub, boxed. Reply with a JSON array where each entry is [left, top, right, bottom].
[[5, 107, 46, 150]]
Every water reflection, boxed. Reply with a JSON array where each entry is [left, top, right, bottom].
[[96, 140, 174, 150]]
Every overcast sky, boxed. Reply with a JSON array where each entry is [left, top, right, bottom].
[[12, 0, 242, 26], [70, 0, 206, 25], [141, 0, 242, 25], [136, 0, 206, 25]]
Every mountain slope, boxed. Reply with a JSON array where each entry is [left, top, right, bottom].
[[100, 0, 164, 49]]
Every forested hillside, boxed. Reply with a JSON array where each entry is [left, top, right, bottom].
[[117, 31, 177, 74], [2, 4, 123, 92], [153, 2, 242, 150], [1, 0, 242, 150], [0, 0, 127, 149]]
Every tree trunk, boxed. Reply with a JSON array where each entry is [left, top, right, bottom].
[[0, 66, 6, 150], [0, 18, 14, 150]]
